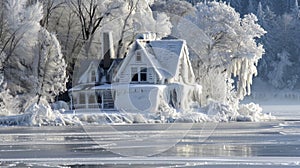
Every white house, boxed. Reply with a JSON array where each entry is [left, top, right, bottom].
[[69, 32, 201, 114]]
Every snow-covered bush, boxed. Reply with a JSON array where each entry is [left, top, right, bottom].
[[0, 96, 79, 126], [0, 87, 20, 116], [237, 103, 275, 122], [51, 101, 69, 111]]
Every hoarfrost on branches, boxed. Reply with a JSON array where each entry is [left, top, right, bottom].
[[35, 28, 68, 103], [1, 0, 68, 114], [184, 1, 266, 108]]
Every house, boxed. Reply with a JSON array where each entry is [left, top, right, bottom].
[[69, 32, 201, 114]]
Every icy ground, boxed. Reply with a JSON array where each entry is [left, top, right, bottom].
[[1, 121, 300, 167], [0, 100, 275, 126]]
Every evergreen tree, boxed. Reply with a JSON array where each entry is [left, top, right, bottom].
[[35, 28, 68, 104]]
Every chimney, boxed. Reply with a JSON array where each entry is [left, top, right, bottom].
[[102, 32, 115, 70], [136, 32, 157, 40]]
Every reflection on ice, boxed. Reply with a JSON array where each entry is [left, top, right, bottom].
[[174, 144, 253, 157], [1, 121, 300, 167]]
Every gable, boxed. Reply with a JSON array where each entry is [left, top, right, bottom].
[[149, 40, 184, 77], [114, 42, 162, 83], [114, 39, 195, 84], [77, 61, 100, 84]]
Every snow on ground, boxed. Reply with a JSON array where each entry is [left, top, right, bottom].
[[0, 103, 79, 126], [0, 100, 275, 126]]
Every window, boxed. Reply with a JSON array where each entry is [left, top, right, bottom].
[[79, 93, 85, 104], [131, 67, 148, 83], [91, 70, 96, 82], [136, 51, 141, 62], [73, 97, 78, 105], [131, 67, 138, 82], [140, 67, 147, 82], [88, 94, 96, 104]]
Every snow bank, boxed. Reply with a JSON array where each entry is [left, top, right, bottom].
[[237, 103, 275, 122], [0, 103, 78, 126], [69, 101, 274, 125], [0, 101, 274, 126]]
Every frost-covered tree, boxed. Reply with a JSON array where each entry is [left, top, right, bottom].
[[265, 13, 300, 89], [48, 0, 171, 83], [39, 0, 65, 29], [151, 0, 194, 38], [267, 50, 296, 89], [151, 0, 195, 24], [256, 5, 277, 81], [66, 0, 124, 59], [183, 1, 266, 107], [257, 2, 265, 25], [42, 4, 82, 80], [2, 0, 67, 112], [0, 83, 20, 116], [4, 0, 43, 95], [247, 0, 256, 13], [35, 29, 68, 104], [107, 0, 172, 58]]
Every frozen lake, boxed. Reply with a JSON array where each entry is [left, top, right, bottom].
[[1, 119, 300, 167]]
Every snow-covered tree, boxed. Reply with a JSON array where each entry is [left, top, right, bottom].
[[39, 0, 65, 29], [291, 0, 300, 16], [46, 0, 171, 84], [107, 0, 172, 58], [1, 0, 67, 112], [256, 2, 265, 25], [4, 0, 43, 95], [0, 83, 20, 116], [183, 1, 266, 107], [267, 50, 297, 89], [151, 0, 195, 24], [66, 0, 172, 60], [247, 0, 256, 13], [35, 29, 68, 104], [151, 0, 194, 38], [265, 13, 300, 89]]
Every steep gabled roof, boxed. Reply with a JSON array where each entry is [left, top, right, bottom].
[[147, 40, 185, 78], [75, 60, 100, 84], [114, 39, 186, 82]]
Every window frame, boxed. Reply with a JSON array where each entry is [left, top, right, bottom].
[[131, 66, 148, 83], [136, 51, 142, 62], [90, 70, 97, 82]]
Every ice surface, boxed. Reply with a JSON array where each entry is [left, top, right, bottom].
[[1, 121, 300, 167]]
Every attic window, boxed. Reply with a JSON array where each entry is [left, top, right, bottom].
[[136, 51, 141, 62]]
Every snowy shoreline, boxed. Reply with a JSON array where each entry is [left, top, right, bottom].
[[0, 102, 276, 127]]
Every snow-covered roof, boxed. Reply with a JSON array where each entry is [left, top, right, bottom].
[[76, 60, 101, 84], [114, 39, 187, 82], [68, 84, 97, 92], [147, 40, 185, 78]]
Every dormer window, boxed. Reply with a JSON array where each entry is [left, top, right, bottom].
[[136, 51, 141, 62]]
